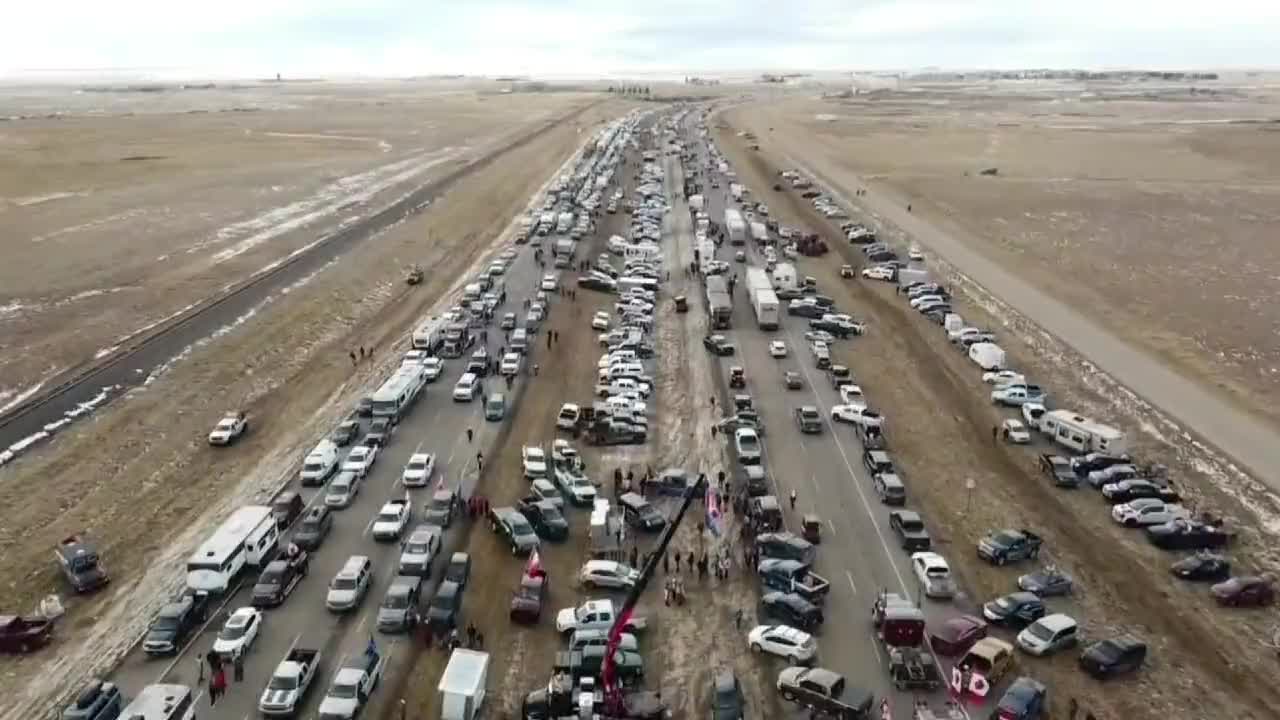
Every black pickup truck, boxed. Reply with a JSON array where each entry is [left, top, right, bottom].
[[977, 528, 1043, 566], [776, 666, 872, 719], [252, 549, 310, 607], [554, 646, 644, 683]]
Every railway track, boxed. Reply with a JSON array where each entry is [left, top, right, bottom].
[[0, 99, 603, 450]]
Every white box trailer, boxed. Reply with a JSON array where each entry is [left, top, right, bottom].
[[967, 342, 1006, 371], [724, 208, 747, 246], [439, 649, 488, 720], [749, 221, 769, 244], [689, 194, 705, 211], [772, 263, 798, 293], [1041, 410, 1128, 455], [751, 287, 780, 330]]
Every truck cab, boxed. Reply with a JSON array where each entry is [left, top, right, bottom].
[[55, 534, 109, 593]]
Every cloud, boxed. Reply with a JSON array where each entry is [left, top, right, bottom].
[[3, 0, 1278, 77]]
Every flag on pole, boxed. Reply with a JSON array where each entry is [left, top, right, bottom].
[[526, 549, 543, 577], [705, 486, 722, 536]]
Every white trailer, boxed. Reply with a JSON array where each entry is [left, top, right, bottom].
[[1041, 410, 1128, 455], [439, 649, 489, 720], [751, 287, 780, 330], [724, 208, 747, 246], [749, 221, 769, 245], [729, 183, 744, 201], [187, 506, 277, 594], [370, 365, 425, 418], [689, 194, 705, 212]]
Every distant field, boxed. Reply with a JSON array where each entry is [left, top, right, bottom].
[[732, 86, 1280, 430], [0, 82, 588, 404]]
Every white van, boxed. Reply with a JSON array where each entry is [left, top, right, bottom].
[[453, 372, 480, 402], [968, 342, 1007, 371], [608, 363, 646, 382], [299, 439, 339, 486]]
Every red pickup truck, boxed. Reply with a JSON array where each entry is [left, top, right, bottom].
[[0, 614, 53, 653]]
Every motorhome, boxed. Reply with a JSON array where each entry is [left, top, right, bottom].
[[411, 322, 440, 353], [370, 365, 425, 419], [118, 684, 195, 720], [1041, 410, 1128, 454], [187, 506, 277, 594]]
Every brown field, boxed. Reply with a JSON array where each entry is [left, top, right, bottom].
[[0, 81, 592, 403], [729, 85, 1280, 433]]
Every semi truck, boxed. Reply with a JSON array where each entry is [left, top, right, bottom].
[[749, 221, 769, 245], [705, 274, 733, 329], [724, 208, 747, 246]]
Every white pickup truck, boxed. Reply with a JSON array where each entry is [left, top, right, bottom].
[[372, 497, 411, 542], [555, 598, 647, 636], [259, 647, 321, 716], [317, 647, 385, 720]]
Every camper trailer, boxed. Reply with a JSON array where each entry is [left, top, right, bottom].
[[1041, 410, 1128, 454]]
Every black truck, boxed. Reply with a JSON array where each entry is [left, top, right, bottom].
[[553, 646, 644, 683], [252, 549, 310, 607], [977, 528, 1043, 565]]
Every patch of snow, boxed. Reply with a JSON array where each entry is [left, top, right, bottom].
[[7, 430, 49, 453], [0, 300, 32, 319], [279, 258, 338, 295], [0, 380, 46, 414], [94, 345, 119, 360], [12, 191, 87, 207], [43, 418, 72, 433], [191, 146, 462, 265]]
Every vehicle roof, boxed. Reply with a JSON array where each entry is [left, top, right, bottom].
[[409, 452, 432, 462], [188, 506, 273, 565], [339, 555, 369, 574], [761, 624, 812, 642], [968, 637, 1014, 658], [584, 559, 628, 572], [1034, 613, 1077, 632]]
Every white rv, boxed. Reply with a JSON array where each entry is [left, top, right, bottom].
[[411, 322, 440, 352], [370, 365, 425, 419], [186, 506, 277, 594], [967, 343, 1007, 371], [1041, 410, 1128, 454]]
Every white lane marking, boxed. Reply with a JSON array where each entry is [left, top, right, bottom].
[[846, 570, 858, 596], [827, 519, 837, 535], [868, 630, 882, 663], [362, 516, 376, 538]]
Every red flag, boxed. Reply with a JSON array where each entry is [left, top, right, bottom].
[[525, 550, 542, 577]]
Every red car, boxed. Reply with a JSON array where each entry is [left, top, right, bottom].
[[929, 615, 987, 656], [1211, 576, 1275, 607], [0, 615, 53, 653], [510, 572, 548, 624]]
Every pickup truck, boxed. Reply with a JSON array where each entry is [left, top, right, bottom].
[[0, 614, 54, 654], [1039, 454, 1080, 488], [777, 666, 872, 719], [317, 647, 385, 720], [555, 598, 647, 636], [371, 497, 411, 542], [252, 549, 310, 607], [991, 385, 1046, 407], [259, 647, 321, 716], [554, 646, 644, 683], [55, 534, 110, 594], [977, 528, 1044, 566], [758, 558, 830, 603]]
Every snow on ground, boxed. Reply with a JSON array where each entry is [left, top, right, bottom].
[[193, 146, 463, 265], [0, 380, 46, 414]]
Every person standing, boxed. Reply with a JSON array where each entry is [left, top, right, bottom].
[[466, 427, 474, 443], [210, 667, 226, 705], [233, 651, 245, 682], [196, 654, 205, 684], [476, 451, 484, 473], [789, 489, 797, 510]]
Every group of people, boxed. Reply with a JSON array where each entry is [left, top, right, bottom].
[[196, 648, 244, 706]]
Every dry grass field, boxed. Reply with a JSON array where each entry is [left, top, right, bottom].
[[0, 81, 593, 405], [729, 82, 1280, 433]]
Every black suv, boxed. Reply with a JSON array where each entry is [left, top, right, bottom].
[[426, 580, 464, 631], [516, 498, 569, 541], [490, 507, 540, 555], [330, 420, 360, 446], [702, 335, 735, 356], [863, 449, 895, 475], [364, 417, 395, 448], [1079, 635, 1147, 679], [293, 506, 333, 551], [142, 593, 207, 655]]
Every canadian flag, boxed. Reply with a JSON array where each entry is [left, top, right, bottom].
[[950, 666, 990, 698], [525, 550, 543, 577], [968, 672, 990, 697]]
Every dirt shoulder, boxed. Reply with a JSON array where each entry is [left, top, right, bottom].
[[714, 119, 1280, 720], [0, 99, 630, 714]]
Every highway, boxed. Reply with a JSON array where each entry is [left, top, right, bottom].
[[0, 100, 602, 452], [679, 118, 975, 718], [107, 216, 554, 719]]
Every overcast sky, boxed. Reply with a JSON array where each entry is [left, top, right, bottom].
[[5, 0, 1278, 78]]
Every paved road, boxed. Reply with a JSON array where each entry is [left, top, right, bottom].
[[681, 123, 975, 718], [0, 101, 601, 452], [108, 221, 554, 719], [782, 150, 1280, 491]]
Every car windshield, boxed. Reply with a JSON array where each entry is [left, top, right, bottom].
[[377, 511, 400, 523], [715, 689, 740, 711], [384, 593, 410, 609], [542, 506, 565, 522], [408, 460, 426, 471], [332, 577, 357, 591], [512, 519, 534, 535], [153, 616, 180, 631], [269, 675, 298, 690], [260, 568, 284, 584], [993, 531, 1020, 546], [218, 621, 247, 641], [330, 483, 350, 495], [901, 518, 924, 531], [926, 565, 949, 578], [406, 541, 431, 554], [995, 596, 1015, 609], [329, 681, 358, 699], [216, 419, 237, 429]]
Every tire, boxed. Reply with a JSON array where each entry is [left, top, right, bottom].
[[750, 643, 763, 653], [788, 655, 800, 665], [781, 690, 795, 701], [997, 555, 1007, 566]]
